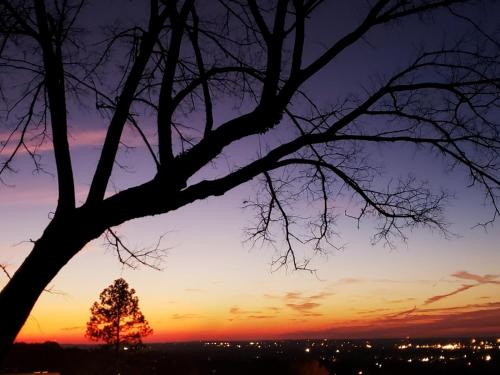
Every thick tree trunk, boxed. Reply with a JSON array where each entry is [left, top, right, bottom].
[[0, 215, 93, 363]]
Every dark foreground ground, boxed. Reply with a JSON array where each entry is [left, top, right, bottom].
[[1, 338, 499, 374]]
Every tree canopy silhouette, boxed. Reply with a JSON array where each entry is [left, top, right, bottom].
[[0, 0, 499, 361], [86, 278, 152, 351]]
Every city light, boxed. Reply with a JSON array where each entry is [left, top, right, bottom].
[[8, 338, 499, 373]]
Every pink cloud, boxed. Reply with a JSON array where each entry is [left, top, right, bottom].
[[451, 271, 500, 284], [229, 306, 262, 316], [266, 306, 282, 312], [354, 302, 500, 321], [387, 306, 417, 318], [286, 302, 321, 312], [1, 128, 105, 156], [171, 313, 199, 320], [418, 301, 500, 313], [284, 292, 303, 300], [308, 292, 334, 300], [424, 284, 476, 305], [60, 326, 83, 332], [388, 298, 416, 304], [68, 128, 107, 147], [356, 308, 392, 315], [281, 306, 500, 339], [263, 291, 332, 316], [423, 271, 500, 305], [337, 277, 364, 285], [1, 125, 155, 157], [229, 307, 242, 315]]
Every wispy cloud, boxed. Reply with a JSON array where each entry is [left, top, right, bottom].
[[284, 292, 303, 300], [308, 292, 334, 300], [248, 315, 275, 319], [336, 277, 364, 285], [386, 306, 417, 318], [0, 126, 155, 157], [424, 271, 500, 305], [356, 308, 392, 315], [286, 302, 321, 313], [229, 306, 261, 316], [229, 307, 243, 315], [266, 291, 332, 302], [228, 306, 277, 321], [418, 301, 500, 313], [424, 284, 476, 305], [380, 299, 500, 324], [171, 313, 199, 320], [452, 271, 500, 284], [264, 290, 332, 317], [60, 326, 83, 332], [387, 298, 416, 304], [1, 128, 106, 156], [282, 305, 500, 339], [266, 306, 282, 312]]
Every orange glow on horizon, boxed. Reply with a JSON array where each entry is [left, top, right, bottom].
[[16, 301, 500, 344]]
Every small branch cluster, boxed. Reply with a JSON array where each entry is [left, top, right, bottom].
[[104, 228, 166, 271]]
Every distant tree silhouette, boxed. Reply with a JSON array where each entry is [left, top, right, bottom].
[[86, 278, 152, 352], [0, 0, 499, 361]]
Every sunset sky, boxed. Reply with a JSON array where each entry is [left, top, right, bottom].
[[1, 0, 500, 344], [2, 137, 499, 343]]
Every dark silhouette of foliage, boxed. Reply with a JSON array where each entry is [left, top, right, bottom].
[[85, 278, 152, 351], [0, 0, 499, 361]]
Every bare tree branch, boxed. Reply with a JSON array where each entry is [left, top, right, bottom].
[[104, 228, 166, 271]]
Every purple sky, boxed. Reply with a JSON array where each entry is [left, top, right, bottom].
[[1, 0, 499, 342]]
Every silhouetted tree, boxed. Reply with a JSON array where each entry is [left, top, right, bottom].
[[0, 0, 499, 361], [86, 278, 152, 352]]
